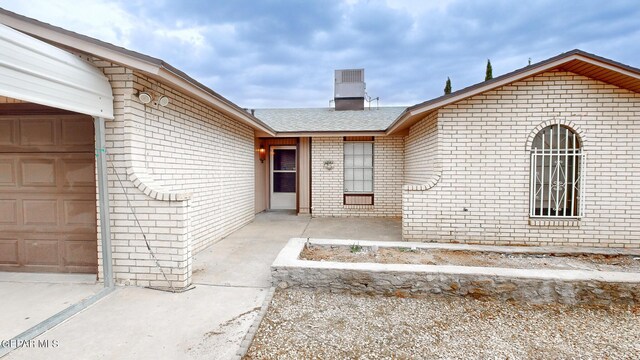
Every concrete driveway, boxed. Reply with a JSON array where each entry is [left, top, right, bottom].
[[0, 273, 100, 341], [5, 212, 400, 359]]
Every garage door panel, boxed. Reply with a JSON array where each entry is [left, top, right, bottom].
[[0, 115, 97, 273], [20, 119, 55, 146], [0, 199, 17, 224], [0, 154, 96, 193], [0, 119, 17, 146], [0, 116, 94, 153], [22, 199, 58, 225], [0, 159, 16, 186], [1, 197, 96, 231], [24, 239, 59, 266], [21, 158, 57, 187], [64, 240, 98, 266], [61, 157, 96, 188], [63, 199, 96, 226], [61, 118, 94, 146], [0, 238, 19, 264]]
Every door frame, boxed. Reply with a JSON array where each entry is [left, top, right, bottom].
[[269, 145, 297, 210]]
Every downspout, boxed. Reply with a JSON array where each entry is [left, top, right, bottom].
[[94, 116, 114, 288]]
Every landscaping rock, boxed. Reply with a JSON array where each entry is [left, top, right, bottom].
[[244, 288, 640, 359]]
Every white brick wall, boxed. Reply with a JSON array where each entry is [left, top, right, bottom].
[[405, 111, 438, 185], [403, 71, 640, 249], [131, 72, 255, 253], [94, 59, 255, 287], [312, 136, 404, 217]]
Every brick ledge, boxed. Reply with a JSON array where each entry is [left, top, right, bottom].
[[529, 218, 580, 227], [343, 205, 375, 209], [403, 172, 442, 192], [126, 166, 192, 201]]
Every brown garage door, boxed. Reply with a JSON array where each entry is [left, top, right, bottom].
[[0, 115, 98, 273]]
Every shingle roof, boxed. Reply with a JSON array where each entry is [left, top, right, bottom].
[[253, 106, 407, 132]]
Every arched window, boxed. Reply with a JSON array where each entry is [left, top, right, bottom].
[[530, 124, 584, 217]]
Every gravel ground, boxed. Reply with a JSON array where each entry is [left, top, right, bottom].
[[244, 288, 640, 359], [300, 245, 640, 272]]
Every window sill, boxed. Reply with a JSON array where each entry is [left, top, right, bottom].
[[529, 218, 581, 227]]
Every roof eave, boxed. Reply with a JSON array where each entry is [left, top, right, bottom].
[[0, 8, 276, 136], [156, 67, 275, 135], [386, 51, 640, 135], [273, 130, 388, 138], [0, 9, 160, 73], [386, 53, 584, 134]]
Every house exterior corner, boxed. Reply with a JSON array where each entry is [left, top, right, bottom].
[[402, 70, 640, 248], [94, 60, 256, 287]]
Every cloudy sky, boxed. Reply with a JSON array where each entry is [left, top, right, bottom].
[[2, 0, 639, 108]]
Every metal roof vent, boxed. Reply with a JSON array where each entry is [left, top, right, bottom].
[[334, 69, 365, 111]]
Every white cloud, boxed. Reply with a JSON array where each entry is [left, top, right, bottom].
[[384, 0, 456, 14], [153, 27, 207, 50], [2, 0, 138, 47], [1, 0, 222, 55], [2, 0, 639, 108], [154, 23, 236, 49]]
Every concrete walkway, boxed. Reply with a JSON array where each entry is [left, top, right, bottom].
[[5, 212, 400, 359], [193, 211, 401, 288]]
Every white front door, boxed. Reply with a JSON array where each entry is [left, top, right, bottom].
[[270, 146, 297, 210]]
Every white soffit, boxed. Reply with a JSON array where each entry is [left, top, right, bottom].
[[0, 23, 113, 118]]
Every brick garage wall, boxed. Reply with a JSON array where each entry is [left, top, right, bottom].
[[312, 136, 403, 217], [94, 59, 255, 287], [130, 72, 255, 252], [405, 111, 438, 184], [403, 71, 640, 248]]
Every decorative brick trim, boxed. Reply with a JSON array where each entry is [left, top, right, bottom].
[[525, 117, 586, 152], [344, 193, 374, 205], [121, 93, 191, 202], [403, 172, 441, 192], [404, 110, 441, 192], [529, 218, 581, 227], [126, 167, 192, 201], [343, 205, 375, 209]]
